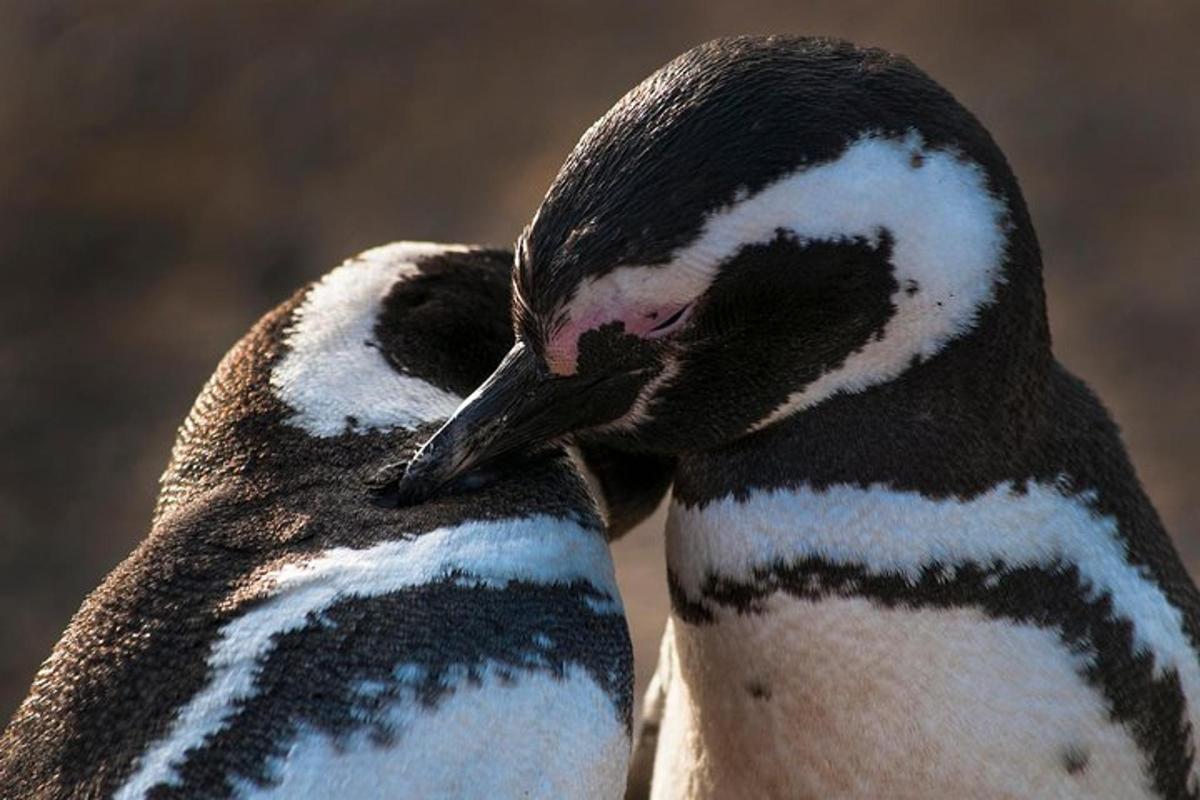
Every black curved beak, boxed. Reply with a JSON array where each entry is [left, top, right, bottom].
[[391, 341, 645, 506]]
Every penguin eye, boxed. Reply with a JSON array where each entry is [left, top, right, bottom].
[[646, 303, 692, 337]]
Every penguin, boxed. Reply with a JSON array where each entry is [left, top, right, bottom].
[[395, 37, 1200, 800], [0, 242, 673, 799]]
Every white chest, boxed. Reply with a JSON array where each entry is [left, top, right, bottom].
[[653, 600, 1152, 800], [649, 482, 1200, 799], [240, 665, 629, 800]]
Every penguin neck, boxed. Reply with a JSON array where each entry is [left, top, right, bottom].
[[673, 269, 1055, 506]]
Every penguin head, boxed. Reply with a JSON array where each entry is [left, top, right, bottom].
[[159, 242, 669, 543], [399, 35, 1045, 502]]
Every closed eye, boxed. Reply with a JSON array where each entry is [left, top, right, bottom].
[[647, 303, 692, 336]]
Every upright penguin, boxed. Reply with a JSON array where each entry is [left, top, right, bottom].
[[398, 37, 1200, 799], [0, 242, 672, 799]]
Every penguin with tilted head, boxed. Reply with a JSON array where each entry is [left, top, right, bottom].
[[396, 37, 1200, 799], [0, 242, 672, 799]]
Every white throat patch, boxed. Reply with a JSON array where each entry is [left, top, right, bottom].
[[270, 241, 468, 436], [560, 131, 1009, 429]]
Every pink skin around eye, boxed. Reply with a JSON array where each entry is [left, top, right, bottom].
[[543, 302, 692, 376]]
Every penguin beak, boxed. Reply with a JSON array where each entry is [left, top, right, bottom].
[[391, 341, 645, 505]]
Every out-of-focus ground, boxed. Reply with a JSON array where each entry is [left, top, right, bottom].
[[1, 1, 1198, 722]]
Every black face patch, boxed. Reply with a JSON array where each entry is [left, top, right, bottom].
[[670, 558, 1196, 799], [374, 248, 514, 398], [145, 578, 632, 798], [587, 232, 898, 453], [575, 321, 661, 377]]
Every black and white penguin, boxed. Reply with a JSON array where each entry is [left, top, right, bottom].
[[0, 242, 672, 799], [397, 37, 1200, 799]]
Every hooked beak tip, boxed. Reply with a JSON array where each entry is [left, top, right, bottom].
[[365, 460, 436, 510], [389, 469, 445, 508], [387, 429, 473, 507], [374, 339, 637, 509]]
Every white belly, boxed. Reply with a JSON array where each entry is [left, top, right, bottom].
[[243, 664, 630, 800], [651, 598, 1154, 800]]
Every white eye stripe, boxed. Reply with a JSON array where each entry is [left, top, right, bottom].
[[270, 242, 469, 436], [742, 132, 1006, 428]]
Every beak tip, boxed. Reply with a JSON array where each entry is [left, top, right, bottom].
[[377, 340, 564, 509], [377, 454, 437, 508], [393, 473, 441, 508], [365, 444, 455, 509]]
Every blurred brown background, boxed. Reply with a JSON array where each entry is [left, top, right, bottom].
[[1, 0, 1198, 724]]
